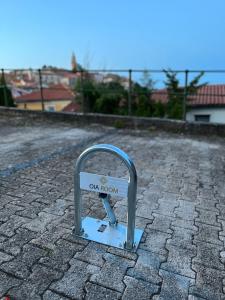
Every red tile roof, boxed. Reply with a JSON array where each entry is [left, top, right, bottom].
[[151, 85, 225, 107], [58, 71, 81, 79], [151, 89, 168, 104], [15, 84, 75, 103], [188, 85, 225, 106], [62, 102, 81, 112]]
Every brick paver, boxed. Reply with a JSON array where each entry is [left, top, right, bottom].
[[1, 116, 225, 299]]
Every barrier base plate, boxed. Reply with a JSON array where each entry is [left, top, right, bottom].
[[78, 216, 143, 251]]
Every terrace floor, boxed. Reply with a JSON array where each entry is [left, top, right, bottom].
[[1, 115, 225, 300]]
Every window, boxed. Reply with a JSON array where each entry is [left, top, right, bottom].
[[194, 115, 210, 122], [46, 106, 55, 112]]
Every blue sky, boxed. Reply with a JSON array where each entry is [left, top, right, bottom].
[[1, 0, 225, 72]]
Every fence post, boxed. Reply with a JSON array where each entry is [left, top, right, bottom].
[[1, 69, 8, 107], [183, 70, 189, 121], [80, 70, 85, 113], [128, 69, 132, 115], [38, 69, 44, 111]]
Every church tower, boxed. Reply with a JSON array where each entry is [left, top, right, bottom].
[[71, 52, 77, 72]]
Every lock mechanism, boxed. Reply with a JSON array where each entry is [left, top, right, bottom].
[[99, 192, 118, 226]]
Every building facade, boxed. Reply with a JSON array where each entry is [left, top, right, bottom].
[[15, 84, 75, 112]]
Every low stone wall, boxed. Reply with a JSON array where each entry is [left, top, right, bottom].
[[1, 106, 225, 137]]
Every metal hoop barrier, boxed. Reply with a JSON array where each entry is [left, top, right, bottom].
[[74, 144, 143, 251]]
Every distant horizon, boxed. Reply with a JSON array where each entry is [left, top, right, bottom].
[[2, 65, 225, 72], [2, 65, 225, 87]]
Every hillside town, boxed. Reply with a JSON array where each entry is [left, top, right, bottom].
[[2, 53, 130, 113], [1, 54, 225, 123]]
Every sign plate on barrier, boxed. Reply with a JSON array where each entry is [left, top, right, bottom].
[[80, 172, 128, 197]]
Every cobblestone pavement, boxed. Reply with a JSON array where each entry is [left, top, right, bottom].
[[1, 118, 225, 299]]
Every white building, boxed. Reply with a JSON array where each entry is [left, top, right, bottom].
[[186, 85, 225, 123], [186, 107, 225, 123], [152, 85, 225, 124]]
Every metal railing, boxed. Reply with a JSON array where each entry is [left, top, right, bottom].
[[1, 67, 225, 120]]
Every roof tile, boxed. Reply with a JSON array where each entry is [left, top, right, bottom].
[[15, 84, 74, 103]]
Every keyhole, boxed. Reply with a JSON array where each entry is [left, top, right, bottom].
[[98, 224, 107, 232]]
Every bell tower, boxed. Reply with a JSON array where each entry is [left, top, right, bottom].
[[71, 52, 77, 72]]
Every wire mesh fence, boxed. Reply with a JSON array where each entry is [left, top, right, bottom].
[[1, 67, 225, 121]]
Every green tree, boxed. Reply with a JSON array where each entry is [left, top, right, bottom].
[[0, 75, 15, 107], [95, 81, 127, 115], [75, 74, 128, 114], [140, 69, 155, 90], [153, 102, 166, 118], [135, 94, 153, 117], [164, 70, 205, 119], [94, 94, 120, 114], [133, 70, 156, 117], [75, 72, 99, 112], [164, 70, 182, 119]]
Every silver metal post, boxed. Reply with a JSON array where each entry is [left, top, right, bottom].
[[74, 144, 138, 250]]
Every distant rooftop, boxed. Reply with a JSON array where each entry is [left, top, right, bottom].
[[152, 84, 225, 107], [15, 83, 75, 103], [62, 102, 81, 112]]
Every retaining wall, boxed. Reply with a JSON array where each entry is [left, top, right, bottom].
[[1, 106, 225, 137]]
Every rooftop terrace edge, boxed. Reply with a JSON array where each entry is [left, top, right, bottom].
[[1, 106, 225, 137]]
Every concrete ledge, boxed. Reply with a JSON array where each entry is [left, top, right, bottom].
[[1, 106, 225, 137]]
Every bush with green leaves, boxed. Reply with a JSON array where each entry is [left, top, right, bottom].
[[153, 102, 166, 118], [164, 70, 206, 119], [0, 75, 15, 107], [74, 69, 206, 120], [74, 74, 99, 112], [94, 94, 120, 114]]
